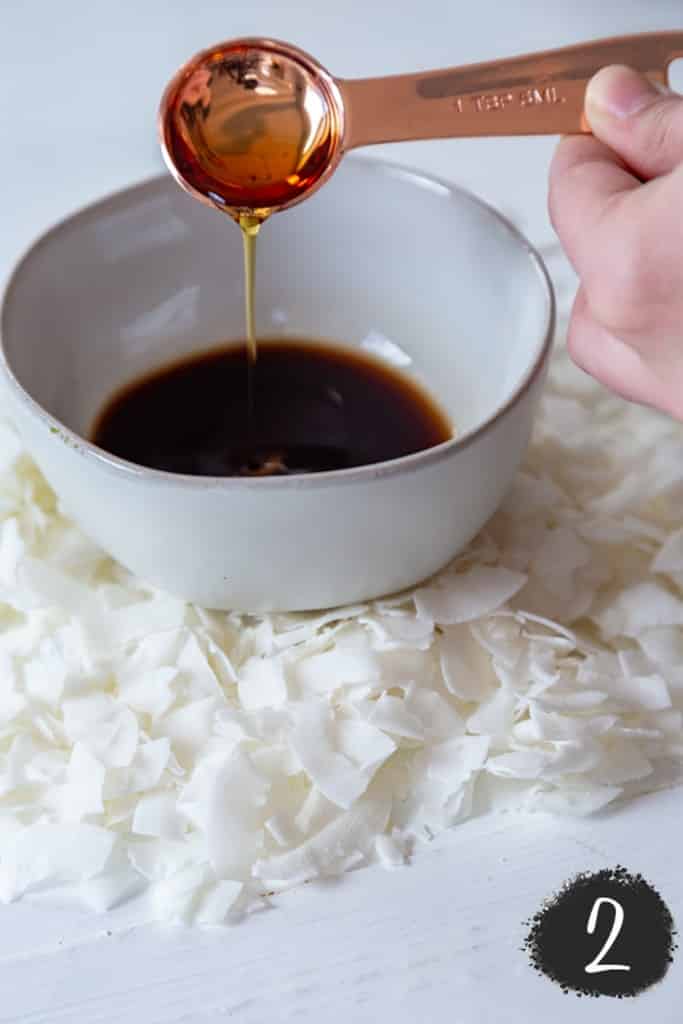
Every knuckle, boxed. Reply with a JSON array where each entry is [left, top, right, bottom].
[[643, 101, 680, 163]]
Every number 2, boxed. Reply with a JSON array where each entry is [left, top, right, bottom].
[[584, 897, 631, 974]]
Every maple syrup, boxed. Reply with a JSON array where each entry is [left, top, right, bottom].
[[91, 340, 451, 477]]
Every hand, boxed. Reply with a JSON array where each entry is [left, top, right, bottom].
[[549, 65, 683, 420]]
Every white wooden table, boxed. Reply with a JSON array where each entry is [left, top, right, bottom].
[[2, 2, 682, 1020]]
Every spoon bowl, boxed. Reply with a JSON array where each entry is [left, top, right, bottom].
[[159, 39, 345, 219]]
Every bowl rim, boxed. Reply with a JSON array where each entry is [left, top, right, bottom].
[[0, 155, 555, 491]]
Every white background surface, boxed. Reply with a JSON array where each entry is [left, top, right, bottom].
[[1, 2, 683, 1021]]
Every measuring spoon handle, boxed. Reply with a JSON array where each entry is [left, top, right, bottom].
[[340, 31, 683, 149]]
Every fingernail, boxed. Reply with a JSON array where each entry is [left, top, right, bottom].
[[586, 65, 670, 120]]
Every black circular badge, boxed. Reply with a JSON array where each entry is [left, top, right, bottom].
[[524, 866, 677, 998]]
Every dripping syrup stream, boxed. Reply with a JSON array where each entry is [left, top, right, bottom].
[[240, 213, 260, 364], [239, 213, 261, 439]]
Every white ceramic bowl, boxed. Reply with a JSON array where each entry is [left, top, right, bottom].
[[0, 158, 553, 612]]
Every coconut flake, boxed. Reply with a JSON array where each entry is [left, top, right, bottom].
[[597, 582, 683, 637], [0, 421, 23, 475], [375, 833, 406, 869], [531, 784, 622, 816], [23, 637, 68, 707], [404, 689, 464, 742], [0, 824, 116, 901], [265, 814, 299, 847], [294, 787, 338, 836], [150, 864, 208, 923], [638, 629, 683, 689], [359, 612, 434, 650], [439, 625, 496, 702], [591, 741, 653, 785], [238, 656, 287, 709], [121, 629, 186, 675], [603, 674, 671, 712], [84, 595, 187, 654], [156, 696, 221, 765], [293, 635, 380, 696], [118, 667, 179, 718], [525, 706, 616, 743], [364, 694, 425, 740], [652, 528, 683, 573], [290, 703, 393, 809], [205, 748, 269, 881], [253, 790, 389, 887], [0, 518, 25, 586], [62, 694, 139, 767], [530, 526, 591, 600], [79, 867, 145, 912], [176, 633, 221, 698], [195, 880, 244, 924], [467, 689, 517, 738], [335, 718, 396, 768], [127, 738, 171, 793], [132, 791, 187, 840], [0, 734, 50, 795], [427, 735, 490, 785], [52, 743, 105, 822], [0, 664, 27, 725], [127, 836, 205, 882], [414, 567, 527, 624], [487, 750, 551, 780]]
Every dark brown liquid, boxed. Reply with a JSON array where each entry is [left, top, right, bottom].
[[91, 341, 452, 477]]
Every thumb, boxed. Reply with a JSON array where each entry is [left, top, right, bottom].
[[585, 64, 683, 180]]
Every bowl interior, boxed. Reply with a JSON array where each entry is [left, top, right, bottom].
[[1, 159, 552, 449]]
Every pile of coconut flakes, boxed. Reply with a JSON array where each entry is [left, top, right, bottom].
[[1, 249, 683, 926]]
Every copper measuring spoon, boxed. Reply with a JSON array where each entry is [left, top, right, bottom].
[[159, 31, 683, 221]]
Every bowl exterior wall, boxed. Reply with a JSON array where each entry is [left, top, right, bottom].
[[4, 370, 544, 611]]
